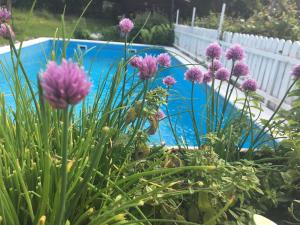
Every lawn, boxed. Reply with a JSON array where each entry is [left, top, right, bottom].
[[0, 8, 113, 45]]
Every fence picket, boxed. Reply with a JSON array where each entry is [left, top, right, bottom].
[[271, 40, 292, 98]]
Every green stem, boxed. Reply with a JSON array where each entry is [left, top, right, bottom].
[[119, 35, 128, 128], [215, 81, 223, 131], [236, 94, 252, 155], [9, 39, 41, 121], [210, 59, 215, 132], [217, 61, 236, 134], [166, 87, 181, 147], [191, 82, 201, 147], [239, 95, 248, 122], [122, 81, 149, 151], [55, 107, 69, 225]]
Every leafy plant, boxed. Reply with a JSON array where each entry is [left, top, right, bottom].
[[74, 27, 91, 39], [194, 0, 300, 41], [140, 24, 174, 46]]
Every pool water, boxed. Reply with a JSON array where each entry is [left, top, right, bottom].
[[0, 39, 271, 147]]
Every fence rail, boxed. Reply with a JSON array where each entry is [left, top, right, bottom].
[[174, 24, 300, 107]]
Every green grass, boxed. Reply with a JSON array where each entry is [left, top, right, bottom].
[[0, 8, 114, 45]]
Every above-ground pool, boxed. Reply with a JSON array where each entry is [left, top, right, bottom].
[[0, 39, 272, 147]]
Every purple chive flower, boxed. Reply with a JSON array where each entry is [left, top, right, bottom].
[[215, 68, 230, 81], [242, 79, 258, 92], [155, 109, 165, 121], [203, 71, 213, 83], [232, 61, 249, 77], [138, 55, 158, 80], [208, 59, 222, 71], [225, 44, 245, 61], [0, 7, 10, 22], [41, 60, 91, 109], [157, 53, 171, 67], [0, 24, 14, 39], [184, 67, 203, 83], [130, 56, 142, 68], [163, 75, 176, 87], [206, 42, 222, 59], [291, 64, 300, 78], [119, 18, 134, 34]]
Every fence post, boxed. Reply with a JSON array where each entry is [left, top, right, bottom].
[[176, 9, 179, 25], [217, 3, 226, 40], [191, 7, 196, 27]]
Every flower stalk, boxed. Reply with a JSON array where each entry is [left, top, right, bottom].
[[55, 107, 69, 225]]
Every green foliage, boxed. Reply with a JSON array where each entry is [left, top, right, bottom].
[[101, 25, 122, 42], [102, 11, 174, 45], [138, 147, 263, 224], [140, 24, 174, 46], [246, 79, 300, 224], [74, 27, 91, 39], [250, 147, 300, 224], [195, 0, 300, 41], [134, 11, 169, 30], [131, 11, 173, 45]]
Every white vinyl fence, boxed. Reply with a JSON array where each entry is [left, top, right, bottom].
[[174, 24, 300, 107]]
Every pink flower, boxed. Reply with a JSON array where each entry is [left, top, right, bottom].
[[208, 59, 222, 71], [130, 56, 142, 68], [206, 42, 222, 59], [40, 60, 91, 109], [138, 55, 158, 80], [291, 64, 300, 78], [184, 67, 203, 83], [155, 109, 165, 121], [241, 79, 257, 92], [163, 76, 176, 87], [225, 44, 245, 61], [119, 18, 134, 34], [233, 61, 249, 77], [215, 68, 230, 81], [0, 24, 15, 39], [157, 53, 171, 67], [203, 71, 212, 83], [0, 7, 10, 22]]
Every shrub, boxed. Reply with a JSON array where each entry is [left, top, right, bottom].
[[131, 11, 172, 44], [194, 0, 300, 41], [134, 11, 169, 30], [140, 24, 174, 46], [102, 25, 122, 41], [74, 27, 91, 39], [103, 11, 174, 45]]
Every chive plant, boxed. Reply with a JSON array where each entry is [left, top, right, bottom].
[[0, 6, 220, 225], [170, 42, 300, 162]]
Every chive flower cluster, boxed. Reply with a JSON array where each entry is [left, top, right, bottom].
[[0, 7, 14, 39], [291, 64, 300, 78], [241, 79, 258, 92], [155, 109, 165, 121], [215, 68, 230, 81], [184, 67, 203, 83], [201, 42, 258, 93], [119, 18, 134, 34], [40, 60, 91, 109], [130, 53, 172, 80], [157, 53, 171, 67], [163, 76, 176, 87]]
